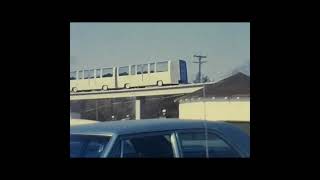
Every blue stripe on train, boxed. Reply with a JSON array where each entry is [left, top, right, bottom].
[[179, 60, 188, 84]]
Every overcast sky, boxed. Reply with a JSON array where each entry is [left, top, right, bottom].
[[70, 23, 250, 81]]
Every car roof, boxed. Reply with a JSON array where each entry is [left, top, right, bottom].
[[71, 118, 232, 136], [70, 118, 250, 156]]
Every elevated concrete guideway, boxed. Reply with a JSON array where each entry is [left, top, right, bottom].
[[70, 73, 250, 121], [69, 82, 216, 101], [70, 82, 216, 121]]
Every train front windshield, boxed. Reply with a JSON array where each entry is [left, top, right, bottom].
[[70, 134, 111, 158]]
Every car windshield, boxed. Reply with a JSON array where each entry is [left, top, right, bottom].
[[70, 134, 111, 158]]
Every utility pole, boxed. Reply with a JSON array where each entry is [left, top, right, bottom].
[[193, 55, 207, 83]]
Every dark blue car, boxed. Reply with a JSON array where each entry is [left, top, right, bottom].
[[70, 119, 250, 158]]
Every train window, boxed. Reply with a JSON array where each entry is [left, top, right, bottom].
[[131, 65, 136, 75], [137, 65, 142, 74], [96, 69, 101, 78], [102, 68, 113, 77], [119, 66, 129, 76], [84, 70, 89, 79], [150, 63, 155, 73], [70, 71, 76, 80], [78, 70, 83, 79], [89, 69, 94, 79], [143, 64, 148, 74], [156, 61, 168, 72]]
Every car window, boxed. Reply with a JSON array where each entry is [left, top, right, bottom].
[[70, 141, 83, 157], [207, 132, 240, 158], [108, 140, 121, 158], [122, 134, 174, 158], [178, 131, 207, 158], [122, 140, 139, 157], [70, 135, 111, 158], [85, 141, 105, 157]]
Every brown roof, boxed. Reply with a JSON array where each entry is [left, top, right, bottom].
[[175, 72, 250, 101]]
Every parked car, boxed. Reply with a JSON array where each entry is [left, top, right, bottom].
[[70, 119, 250, 158]]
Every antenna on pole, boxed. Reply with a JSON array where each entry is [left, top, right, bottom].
[[193, 55, 207, 83]]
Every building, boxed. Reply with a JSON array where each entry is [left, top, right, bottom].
[[175, 72, 250, 134], [70, 72, 250, 131]]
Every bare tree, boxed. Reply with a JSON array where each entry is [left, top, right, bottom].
[[193, 73, 211, 83], [202, 75, 211, 83]]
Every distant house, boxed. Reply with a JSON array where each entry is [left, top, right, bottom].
[[175, 72, 250, 122]]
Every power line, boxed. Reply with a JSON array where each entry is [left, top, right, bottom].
[[193, 55, 207, 83]]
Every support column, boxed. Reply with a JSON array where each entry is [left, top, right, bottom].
[[96, 99, 99, 121], [135, 98, 141, 120]]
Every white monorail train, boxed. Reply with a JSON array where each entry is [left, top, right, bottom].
[[70, 60, 188, 92]]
